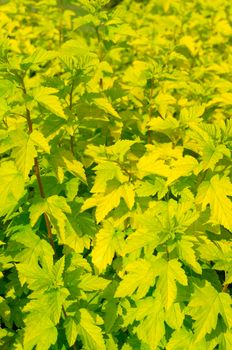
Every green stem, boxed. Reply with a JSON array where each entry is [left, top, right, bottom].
[[70, 135, 75, 156], [95, 25, 104, 89], [165, 245, 169, 260], [57, 0, 64, 46]]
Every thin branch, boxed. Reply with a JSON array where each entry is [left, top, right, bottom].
[[147, 78, 154, 144], [57, 0, 64, 46], [95, 26, 104, 89], [69, 79, 74, 110], [87, 291, 99, 305], [222, 271, 230, 293], [21, 76, 56, 253], [165, 245, 170, 260], [70, 136, 75, 156], [21, 73, 77, 349], [222, 283, 229, 293], [62, 305, 77, 349], [69, 79, 75, 155]]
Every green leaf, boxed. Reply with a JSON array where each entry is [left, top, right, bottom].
[[30, 195, 71, 240], [202, 143, 230, 171], [120, 183, 135, 210], [167, 156, 198, 185], [32, 87, 66, 119], [11, 226, 54, 264], [187, 282, 232, 341], [188, 124, 231, 170], [59, 39, 91, 57], [65, 177, 80, 201], [50, 149, 86, 184], [82, 181, 134, 223], [92, 218, 125, 272], [11, 132, 36, 180], [218, 330, 232, 349], [0, 161, 24, 216], [165, 303, 185, 330], [76, 309, 106, 350], [52, 256, 66, 285], [11, 129, 50, 179], [137, 154, 170, 178], [105, 335, 118, 350], [107, 140, 137, 162], [135, 295, 165, 349], [73, 14, 96, 29], [155, 92, 176, 117], [64, 317, 79, 347], [81, 187, 121, 223], [30, 130, 50, 153], [23, 313, 57, 350], [91, 161, 127, 193], [125, 208, 168, 254], [156, 258, 188, 310], [104, 301, 118, 333], [148, 115, 179, 137], [17, 260, 53, 292], [78, 274, 110, 291], [93, 98, 120, 119], [115, 258, 160, 299], [167, 328, 208, 350], [0, 297, 11, 328], [177, 238, 202, 274], [22, 48, 55, 66], [196, 175, 232, 231], [24, 287, 69, 325], [0, 79, 15, 98]]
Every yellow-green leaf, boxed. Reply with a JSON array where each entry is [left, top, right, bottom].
[[92, 219, 125, 272], [32, 87, 66, 119], [196, 175, 232, 231], [0, 161, 24, 216]]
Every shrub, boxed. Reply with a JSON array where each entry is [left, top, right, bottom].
[[0, 0, 232, 349]]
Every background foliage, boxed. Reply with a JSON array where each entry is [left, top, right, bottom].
[[0, 0, 232, 349]]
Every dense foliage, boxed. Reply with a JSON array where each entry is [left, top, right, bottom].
[[0, 0, 232, 349]]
